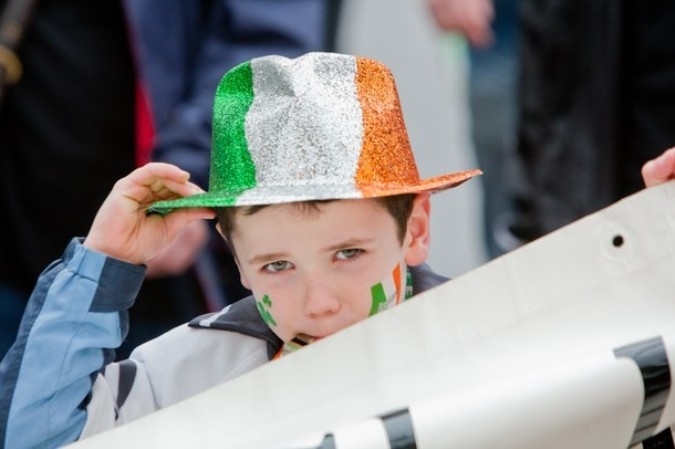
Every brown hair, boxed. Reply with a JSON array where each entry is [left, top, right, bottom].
[[215, 194, 416, 251]]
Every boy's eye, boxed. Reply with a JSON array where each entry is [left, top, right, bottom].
[[335, 248, 363, 260], [263, 261, 293, 272]]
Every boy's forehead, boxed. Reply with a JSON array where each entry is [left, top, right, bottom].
[[230, 198, 398, 249], [231, 198, 393, 225], [234, 198, 375, 218]]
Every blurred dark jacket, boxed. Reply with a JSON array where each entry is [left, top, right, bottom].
[[511, 0, 675, 240]]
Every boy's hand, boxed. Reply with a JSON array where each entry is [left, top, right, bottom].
[[642, 147, 675, 188], [84, 163, 215, 266]]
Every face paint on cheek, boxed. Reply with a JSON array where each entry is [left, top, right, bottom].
[[368, 262, 404, 316], [256, 294, 277, 327]]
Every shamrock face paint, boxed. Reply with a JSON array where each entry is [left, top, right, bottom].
[[256, 294, 277, 327], [369, 262, 410, 316]]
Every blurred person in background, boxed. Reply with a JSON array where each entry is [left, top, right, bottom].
[[428, 0, 675, 259], [428, 0, 520, 259], [504, 1, 675, 248], [0, 0, 328, 359]]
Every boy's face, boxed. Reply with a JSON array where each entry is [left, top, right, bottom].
[[227, 195, 431, 342]]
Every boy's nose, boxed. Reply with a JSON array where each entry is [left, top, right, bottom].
[[303, 280, 341, 317]]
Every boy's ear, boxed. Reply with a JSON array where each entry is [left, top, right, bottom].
[[404, 193, 431, 266], [215, 223, 251, 290], [238, 270, 251, 290]]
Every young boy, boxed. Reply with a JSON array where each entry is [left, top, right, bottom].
[[1, 52, 673, 448]]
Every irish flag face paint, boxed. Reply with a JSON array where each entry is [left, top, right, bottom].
[[369, 263, 407, 316], [148, 53, 480, 215]]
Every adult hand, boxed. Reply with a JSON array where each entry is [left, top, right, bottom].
[[84, 162, 215, 266], [642, 147, 675, 188], [427, 0, 494, 48], [145, 220, 210, 278]]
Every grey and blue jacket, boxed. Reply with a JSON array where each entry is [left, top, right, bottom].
[[0, 238, 448, 448]]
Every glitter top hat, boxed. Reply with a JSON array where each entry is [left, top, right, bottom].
[[148, 52, 481, 214]]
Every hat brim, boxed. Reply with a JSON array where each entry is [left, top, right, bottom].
[[147, 169, 482, 215]]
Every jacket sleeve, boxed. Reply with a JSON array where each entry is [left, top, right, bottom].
[[0, 239, 272, 448], [144, 0, 329, 188], [0, 238, 146, 449]]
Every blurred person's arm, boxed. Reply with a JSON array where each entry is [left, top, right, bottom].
[[427, 0, 494, 48], [145, 219, 210, 277]]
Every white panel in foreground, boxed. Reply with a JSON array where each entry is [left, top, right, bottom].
[[71, 181, 675, 449]]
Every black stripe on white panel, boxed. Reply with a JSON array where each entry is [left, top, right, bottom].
[[614, 336, 672, 448], [300, 408, 416, 449], [641, 427, 675, 449]]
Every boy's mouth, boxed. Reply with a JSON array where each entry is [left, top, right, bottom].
[[294, 334, 320, 345]]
